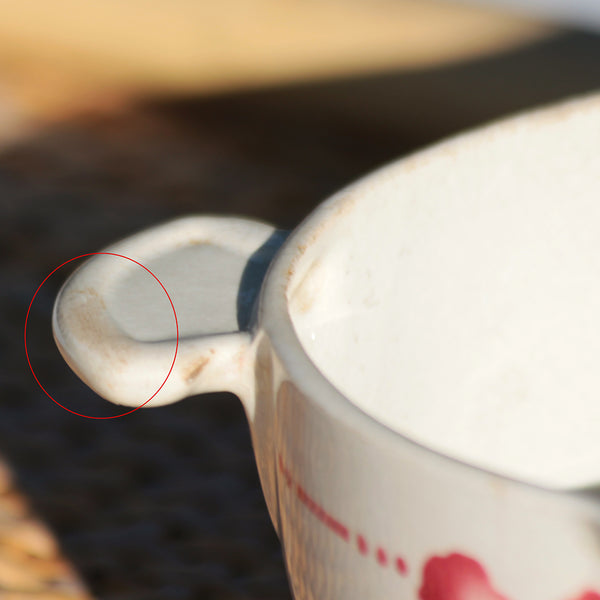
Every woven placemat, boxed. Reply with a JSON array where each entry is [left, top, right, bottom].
[[1, 30, 599, 599]]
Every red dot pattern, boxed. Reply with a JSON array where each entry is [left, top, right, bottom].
[[277, 455, 600, 599], [277, 453, 409, 576]]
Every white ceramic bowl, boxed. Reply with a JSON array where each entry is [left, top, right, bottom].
[[53, 92, 600, 600]]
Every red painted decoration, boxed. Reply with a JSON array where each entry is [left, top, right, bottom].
[[419, 553, 508, 600], [357, 534, 368, 555], [395, 556, 408, 575], [420, 553, 600, 600], [295, 483, 350, 541], [376, 547, 388, 566], [276, 453, 600, 598]]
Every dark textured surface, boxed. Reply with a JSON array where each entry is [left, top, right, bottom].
[[1, 30, 599, 599]]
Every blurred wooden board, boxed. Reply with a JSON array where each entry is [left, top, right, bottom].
[[0, 0, 553, 117]]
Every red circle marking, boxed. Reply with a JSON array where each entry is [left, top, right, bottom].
[[24, 252, 179, 419]]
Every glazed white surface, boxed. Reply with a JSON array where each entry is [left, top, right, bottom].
[[289, 97, 600, 489]]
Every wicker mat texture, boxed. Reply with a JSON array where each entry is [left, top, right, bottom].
[[1, 30, 600, 599]]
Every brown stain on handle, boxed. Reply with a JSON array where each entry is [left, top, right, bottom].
[[56, 286, 132, 380], [64, 288, 112, 355], [183, 356, 210, 383]]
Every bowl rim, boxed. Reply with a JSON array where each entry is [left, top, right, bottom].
[[258, 91, 600, 499]]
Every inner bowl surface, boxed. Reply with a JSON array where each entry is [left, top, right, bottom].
[[278, 95, 600, 490]]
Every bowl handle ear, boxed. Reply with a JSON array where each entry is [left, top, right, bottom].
[[52, 215, 287, 414]]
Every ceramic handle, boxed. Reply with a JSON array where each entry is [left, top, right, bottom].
[[52, 216, 287, 413]]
